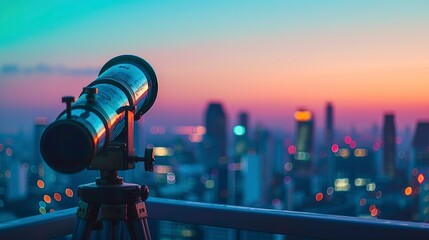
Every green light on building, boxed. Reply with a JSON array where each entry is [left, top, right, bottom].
[[233, 125, 246, 136]]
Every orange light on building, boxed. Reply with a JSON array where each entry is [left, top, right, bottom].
[[315, 192, 324, 202], [294, 110, 312, 122], [37, 180, 45, 189], [405, 186, 413, 196], [65, 188, 74, 197], [418, 174, 425, 184], [43, 195, 51, 203], [54, 193, 62, 202], [369, 204, 376, 212]]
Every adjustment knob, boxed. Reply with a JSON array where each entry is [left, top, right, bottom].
[[62, 96, 75, 119], [83, 87, 98, 103], [144, 147, 154, 172], [135, 147, 155, 172]]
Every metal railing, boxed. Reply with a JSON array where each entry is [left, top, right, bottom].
[[1, 197, 429, 239]]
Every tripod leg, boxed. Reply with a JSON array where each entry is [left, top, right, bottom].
[[100, 204, 127, 240], [126, 201, 151, 240], [101, 220, 122, 240], [73, 201, 100, 240]]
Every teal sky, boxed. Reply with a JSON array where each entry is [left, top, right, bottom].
[[2, 0, 428, 65], [1, 1, 429, 132]]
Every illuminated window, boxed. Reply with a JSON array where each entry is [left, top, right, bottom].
[[366, 182, 376, 191], [418, 174, 425, 184], [295, 151, 310, 161], [37, 180, 45, 189], [54, 193, 62, 201], [43, 195, 51, 204], [233, 125, 246, 136], [354, 148, 367, 157], [153, 147, 173, 157], [339, 149, 350, 158], [65, 188, 74, 197], [404, 187, 412, 196], [335, 178, 350, 191]]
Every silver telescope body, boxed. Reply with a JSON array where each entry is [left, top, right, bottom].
[[40, 55, 158, 174]]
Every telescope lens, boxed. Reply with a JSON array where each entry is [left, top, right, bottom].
[[40, 120, 94, 174]]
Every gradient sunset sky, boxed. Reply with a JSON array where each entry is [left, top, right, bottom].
[[1, 0, 429, 133]]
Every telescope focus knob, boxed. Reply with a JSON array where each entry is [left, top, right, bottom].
[[83, 87, 98, 103], [144, 147, 155, 172], [136, 147, 155, 172], [62, 96, 75, 119]]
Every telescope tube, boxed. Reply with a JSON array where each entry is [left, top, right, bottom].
[[40, 55, 158, 174]]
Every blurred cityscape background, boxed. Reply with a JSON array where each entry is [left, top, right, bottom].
[[1, 102, 429, 226], [1, 0, 429, 239]]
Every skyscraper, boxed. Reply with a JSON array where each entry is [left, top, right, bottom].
[[325, 102, 334, 144], [383, 113, 396, 179], [324, 102, 335, 186], [412, 122, 429, 168], [412, 122, 429, 222], [230, 112, 249, 205], [293, 109, 314, 171], [32, 117, 48, 190], [204, 103, 227, 167], [203, 102, 228, 203], [33, 117, 48, 168], [292, 109, 315, 197], [233, 112, 249, 156]]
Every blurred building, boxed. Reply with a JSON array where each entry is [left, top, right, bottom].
[[325, 102, 336, 188], [292, 109, 314, 197], [253, 124, 275, 206], [203, 103, 227, 168], [293, 109, 314, 172], [230, 112, 250, 205], [203, 102, 228, 204], [325, 102, 334, 144], [412, 122, 429, 222], [31, 118, 47, 190], [241, 153, 262, 206], [383, 114, 396, 179]]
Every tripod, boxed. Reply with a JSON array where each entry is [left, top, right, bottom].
[[72, 170, 151, 240]]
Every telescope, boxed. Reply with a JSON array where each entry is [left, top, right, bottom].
[[40, 55, 158, 174]]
